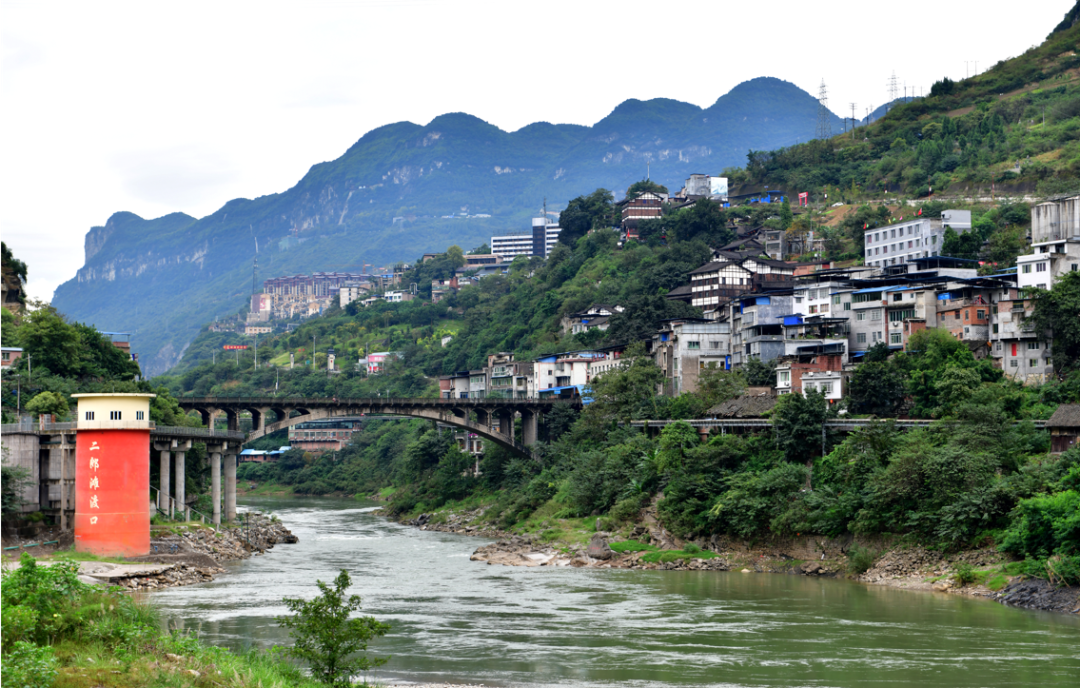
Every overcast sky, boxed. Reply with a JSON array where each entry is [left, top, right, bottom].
[[1, 0, 1069, 301]]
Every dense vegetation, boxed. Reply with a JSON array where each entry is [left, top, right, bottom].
[[0, 552, 377, 688]]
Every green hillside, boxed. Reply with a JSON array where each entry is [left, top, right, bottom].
[[52, 77, 841, 375]]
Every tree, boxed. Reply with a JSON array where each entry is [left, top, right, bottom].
[[1029, 271, 1080, 376], [446, 245, 466, 269], [277, 569, 389, 688], [625, 179, 668, 198], [778, 199, 793, 231], [742, 357, 776, 387], [584, 343, 664, 424], [667, 199, 732, 246], [1, 241, 28, 308], [772, 389, 830, 467], [847, 361, 905, 417], [558, 189, 614, 246], [25, 391, 69, 419]]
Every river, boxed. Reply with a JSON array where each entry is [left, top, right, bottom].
[[151, 495, 1080, 687]]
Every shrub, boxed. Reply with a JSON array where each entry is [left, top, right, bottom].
[[999, 490, 1080, 559], [953, 562, 977, 586], [1, 641, 58, 688], [846, 545, 878, 575]]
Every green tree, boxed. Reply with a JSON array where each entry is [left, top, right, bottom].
[[584, 343, 664, 424], [847, 361, 905, 417], [742, 356, 776, 387], [625, 179, 668, 198], [1029, 271, 1080, 375], [772, 390, 829, 467], [25, 391, 69, 419], [667, 199, 732, 246], [277, 569, 389, 688], [2, 241, 28, 308], [558, 189, 615, 246], [778, 199, 793, 231], [446, 245, 466, 269]]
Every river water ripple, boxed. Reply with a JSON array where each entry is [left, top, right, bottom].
[[150, 496, 1080, 687]]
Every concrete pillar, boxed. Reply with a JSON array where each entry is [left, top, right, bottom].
[[224, 449, 237, 522], [159, 448, 171, 512], [498, 411, 512, 437], [174, 450, 186, 520], [210, 450, 221, 526], [522, 410, 538, 446], [226, 411, 239, 433], [475, 408, 490, 429]]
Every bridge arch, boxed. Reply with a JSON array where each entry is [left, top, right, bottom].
[[177, 397, 576, 461]]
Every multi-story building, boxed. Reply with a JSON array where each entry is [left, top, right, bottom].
[[863, 209, 971, 268], [775, 353, 845, 396], [728, 292, 793, 368], [288, 418, 364, 452], [431, 277, 458, 303], [490, 219, 561, 259], [1017, 195, 1080, 291], [652, 319, 732, 395], [439, 371, 472, 399], [533, 351, 606, 399], [686, 254, 796, 309], [340, 281, 373, 307], [1, 346, 23, 369], [559, 304, 624, 335], [485, 353, 534, 399], [617, 190, 666, 239]]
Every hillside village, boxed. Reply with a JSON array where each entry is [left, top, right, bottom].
[[223, 178, 1075, 411]]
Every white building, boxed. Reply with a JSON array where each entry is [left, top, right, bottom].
[[1017, 195, 1080, 292], [491, 219, 561, 259], [863, 209, 971, 269]]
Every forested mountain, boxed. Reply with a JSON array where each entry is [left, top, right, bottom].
[[51, 77, 840, 376]]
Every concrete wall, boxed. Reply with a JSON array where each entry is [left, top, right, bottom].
[[2, 431, 40, 512]]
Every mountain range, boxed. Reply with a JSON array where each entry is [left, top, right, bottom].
[[52, 77, 846, 375]]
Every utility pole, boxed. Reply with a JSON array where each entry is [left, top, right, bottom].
[[850, 103, 857, 139], [313, 336, 317, 371]]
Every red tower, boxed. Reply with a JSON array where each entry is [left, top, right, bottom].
[[72, 393, 156, 557]]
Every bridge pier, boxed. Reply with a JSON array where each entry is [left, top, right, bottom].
[[224, 448, 237, 522], [475, 408, 491, 430], [174, 441, 191, 520], [226, 410, 240, 433], [153, 441, 173, 514], [208, 445, 222, 526], [498, 410, 513, 437], [522, 409, 539, 446]]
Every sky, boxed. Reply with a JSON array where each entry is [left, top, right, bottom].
[[1, 0, 1070, 302]]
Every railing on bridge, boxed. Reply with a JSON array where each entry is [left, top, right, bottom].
[[3, 420, 244, 442], [628, 418, 1047, 431], [178, 396, 576, 407]]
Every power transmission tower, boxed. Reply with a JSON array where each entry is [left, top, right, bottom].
[[887, 71, 900, 110], [850, 103, 857, 139], [816, 79, 832, 140]]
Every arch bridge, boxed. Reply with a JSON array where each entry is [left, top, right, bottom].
[[176, 396, 581, 460]]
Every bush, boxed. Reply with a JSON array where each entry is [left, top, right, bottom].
[[999, 490, 1080, 559], [846, 545, 878, 575], [953, 562, 977, 586], [2, 641, 58, 688]]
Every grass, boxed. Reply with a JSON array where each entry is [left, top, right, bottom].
[[608, 540, 659, 554], [639, 549, 717, 564], [378, 486, 397, 499]]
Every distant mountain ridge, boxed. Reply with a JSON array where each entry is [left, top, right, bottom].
[[52, 77, 843, 375]]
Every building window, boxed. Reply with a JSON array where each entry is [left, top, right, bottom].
[[1029, 359, 1039, 368], [687, 341, 700, 350], [977, 309, 985, 320], [85, 411, 95, 421], [1022, 264, 1032, 274], [890, 333, 902, 345], [1010, 360, 1019, 368], [136, 411, 144, 420], [856, 311, 866, 321], [1028, 341, 1040, 350], [110, 411, 122, 420], [1036, 262, 1047, 272], [820, 382, 833, 394], [893, 293, 903, 302], [964, 311, 969, 320], [857, 332, 867, 344], [832, 295, 841, 305], [870, 310, 882, 321], [993, 324, 999, 333], [779, 371, 791, 383], [709, 341, 721, 349], [955, 311, 961, 319]]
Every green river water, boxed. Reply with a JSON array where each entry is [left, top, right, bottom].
[[150, 496, 1080, 687]]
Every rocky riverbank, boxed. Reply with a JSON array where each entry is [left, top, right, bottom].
[[402, 506, 1079, 614], [3, 513, 299, 592]]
